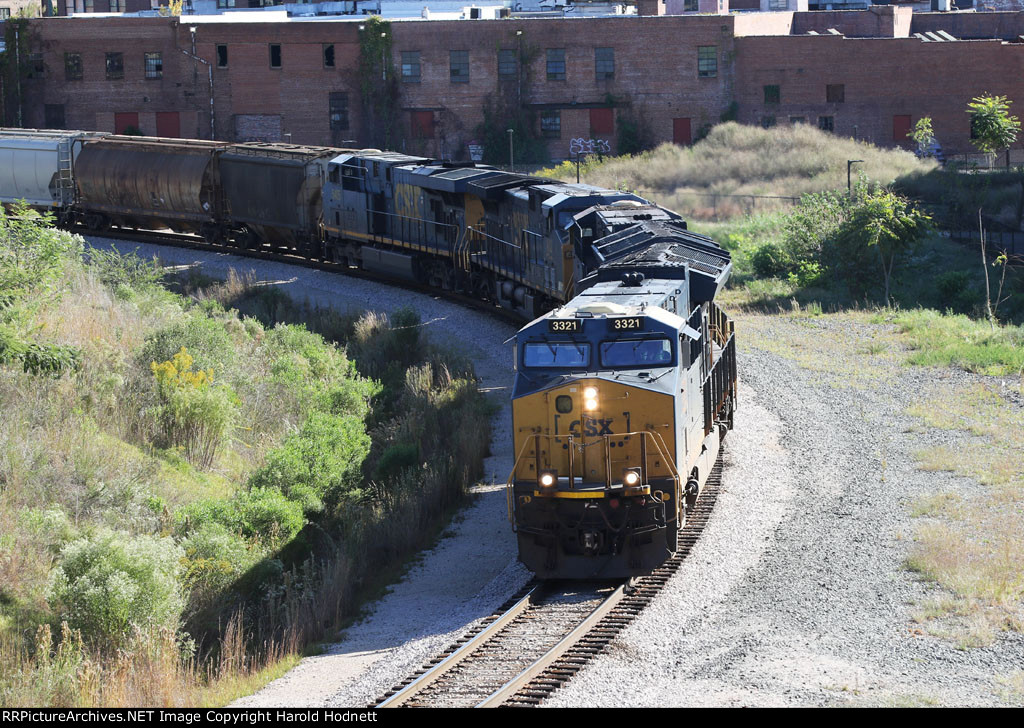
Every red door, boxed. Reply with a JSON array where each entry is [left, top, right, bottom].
[[590, 108, 614, 137], [673, 117, 692, 146], [156, 112, 180, 138], [114, 112, 139, 135], [893, 115, 911, 144]]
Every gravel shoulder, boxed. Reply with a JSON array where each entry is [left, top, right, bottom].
[[93, 240, 1023, 707], [549, 315, 1024, 707]]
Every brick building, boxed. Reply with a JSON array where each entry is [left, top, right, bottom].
[[12, 8, 1024, 160]]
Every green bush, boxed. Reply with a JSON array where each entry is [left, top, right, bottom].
[[85, 246, 165, 292], [180, 522, 254, 607], [373, 442, 420, 481], [234, 488, 306, 544], [151, 378, 237, 469], [141, 316, 237, 374], [751, 243, 792, 278], [47, 529, 185, 647], [935, 270, 981, 314], [248, 411, 371, 511]]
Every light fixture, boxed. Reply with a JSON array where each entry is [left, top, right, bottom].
[[623, 468, 642, 488], [584, 399, 598, 411], [539, 470, 557, 488], [583, 386, 598, 400]]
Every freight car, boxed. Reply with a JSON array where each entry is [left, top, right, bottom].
[[0, 128, 737, 580]]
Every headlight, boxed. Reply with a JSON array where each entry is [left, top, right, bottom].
[[539, 470, 557, 488], [623, 467, 642, 487], [584, 398, 598, 411], [583, 386, 598, 400]]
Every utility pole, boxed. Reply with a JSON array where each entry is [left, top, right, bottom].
[[507, 128, 514, 172]]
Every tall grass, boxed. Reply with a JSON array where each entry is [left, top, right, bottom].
[[537, 122, 938, 219], [1, 223, 493, 706]]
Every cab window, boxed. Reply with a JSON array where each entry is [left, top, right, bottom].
[[523, 342, 590, 368], [600, 338, 673, 368]]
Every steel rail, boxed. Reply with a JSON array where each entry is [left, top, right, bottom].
[[475, 583, 626, 708], [376, 583, 541, 708]]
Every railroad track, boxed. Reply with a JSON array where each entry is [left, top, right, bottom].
[[374, 457, 724, 708]]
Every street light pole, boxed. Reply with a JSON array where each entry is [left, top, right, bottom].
[[507, 128, 514, 172], [847, 159, 863, 196]]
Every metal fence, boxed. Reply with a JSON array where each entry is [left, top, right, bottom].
[[944, 149, 1024, 170], [948, 227, 1024, 261]]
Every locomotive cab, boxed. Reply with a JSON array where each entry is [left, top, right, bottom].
[[507, 225, 737, 579]]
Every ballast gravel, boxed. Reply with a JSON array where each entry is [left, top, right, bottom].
[[91, 239, 1024, 707]]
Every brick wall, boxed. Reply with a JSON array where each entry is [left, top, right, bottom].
[[390, 16, 736, 159], [791, 6, 913, 38], [734, 34, 1024, 155], [17, 11, 1024, 163]]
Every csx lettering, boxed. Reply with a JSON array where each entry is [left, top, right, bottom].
[[568, 416, 614, 436]]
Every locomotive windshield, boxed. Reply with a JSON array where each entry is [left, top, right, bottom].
[[599, 338, 673, 368], [523, 341, 590, 368]]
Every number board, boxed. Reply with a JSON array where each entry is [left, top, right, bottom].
[[610, 317, 643, 331], [548, 319, 582, 333]]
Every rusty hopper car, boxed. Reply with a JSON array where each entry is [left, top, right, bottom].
[[74, 136, 228, 237], [507, 222, 736, 579], [219, 143, 340, 255]]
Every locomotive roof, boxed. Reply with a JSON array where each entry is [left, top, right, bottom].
[[587, 220, 732, 304]]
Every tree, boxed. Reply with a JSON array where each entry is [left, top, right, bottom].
[[836, 183, 931, 304], [967, 94, 1021, 166], [908, 116, 936, 157]]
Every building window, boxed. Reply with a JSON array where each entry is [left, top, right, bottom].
[[270, 44, 282, 69], [217, 45, 228, 68], [217, 0, 236, 7], [45, 104, 66, 129], [761, 116, 777, 129], [144, 52, 162, 80], [546, 48, 565, 81], [401, 51, 421, 83], [329, 92, 349, 131], [541, 110, 561, 138], [106, 52, 124, 80], [0, 8, 10, 19], [450, 50, 469, 83], [818, 116, 834, 132], [323, 44, 335, 68], [26, 54, 45, 79], [789, 116, 806, 125], [498, 49, 517, 81], [595, 47, 614, 81], [698, 46, 717, 78], [826, 84, 845, 103], [109, 0, 123, 10], [683, 0, 698, 9], [769, 0, 787, 8], [84, 0, 94, 11], [65, 53, 83, 81], [763, 84, 780, 104]]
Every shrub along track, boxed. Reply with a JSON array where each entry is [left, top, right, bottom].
[[373, 460, 723, 708], [77, 225, 525, 327]]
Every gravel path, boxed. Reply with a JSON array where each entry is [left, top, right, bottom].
[[92, 240, 1023, 706]]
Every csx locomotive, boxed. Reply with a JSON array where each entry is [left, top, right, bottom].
[[0, 128, 736, 579]]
